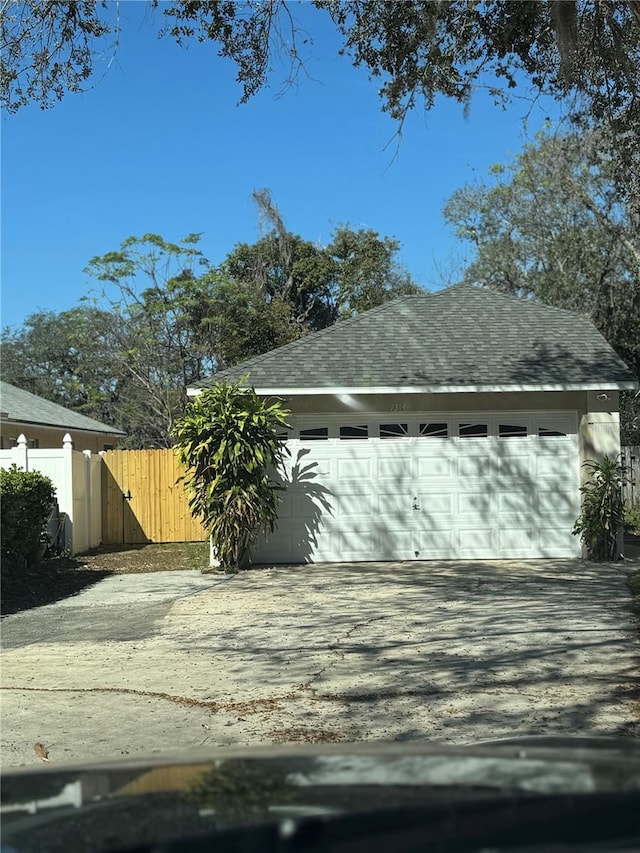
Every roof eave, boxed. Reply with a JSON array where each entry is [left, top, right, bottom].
[[188, 380, 639, 397], [0, 417, 126, 436]]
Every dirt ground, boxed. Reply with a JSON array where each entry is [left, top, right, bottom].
[[1, 554, 639, 769]]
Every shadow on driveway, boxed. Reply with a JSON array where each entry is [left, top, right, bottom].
[[1, 557, 113, 616]]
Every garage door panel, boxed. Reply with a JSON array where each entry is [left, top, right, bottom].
[[284, 466, 336, 490], [415, 528, 455, 557], [377, 455, 414, 482], [276, 493, 294, 518], [536, 453, 575, 478], [257, 522, 334, 563], [287, 447, 333, 475], [279, 485, 335, 512], [496, 455, 533, 478], [535, 477, 578, 495], [376, 493, 412, 518], [457, 491, 493, 515], [536, 490, 579, 514], [337, 457, 374, 480], [496, 491, 534, 513], [255, 531, 291, 563], [498, 513, 538, 531], [300, 458, 332, 478], [334, 526, 377, 556], [291, 491, 336, 518], [457, 455, 493, 478], [416, 456, 455, 478], [537, 527, 581, 557], [498, 528, 535, 554], [415, 492, 454, 515], [458, 528, 493, 553], [333, 492, 375, 517], [373, 525, 413, 559], [330, 483, 373, 497]]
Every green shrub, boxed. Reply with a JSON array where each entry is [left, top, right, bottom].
[[1, 465, 56, 572], [172, 379, 290, 569], [625, 503, 640, 535], [572, 455, 627, 561]]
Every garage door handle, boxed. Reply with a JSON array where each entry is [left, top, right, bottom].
[[412, 497, 420, 510]]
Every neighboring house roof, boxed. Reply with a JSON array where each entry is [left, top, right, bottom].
[[190, 285, 638, 395], [0, 382, 125, 436]]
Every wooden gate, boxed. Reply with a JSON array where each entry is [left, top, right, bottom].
[[101, 449, 207, 544]]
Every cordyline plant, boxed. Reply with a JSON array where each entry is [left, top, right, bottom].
[[572, 455, 628, 562], [172, 379, 290, 570]]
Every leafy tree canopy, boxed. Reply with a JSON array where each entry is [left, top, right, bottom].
[[205, 188, 418, 366], [3, 2, 640, 198], [0, 306, 121, 426], [4, 1, 639, 123]]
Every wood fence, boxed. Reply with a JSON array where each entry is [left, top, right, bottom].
[[622, 445, 639, 507], [101, 449, 207, 544]]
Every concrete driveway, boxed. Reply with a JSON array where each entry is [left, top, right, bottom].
[[1, 560, 638, 768]]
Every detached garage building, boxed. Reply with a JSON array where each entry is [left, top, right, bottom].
[[189, 286, 638, 562]]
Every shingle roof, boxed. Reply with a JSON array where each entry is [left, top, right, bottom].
[[192, 285, 638, 393], [0, 382, 125, 435]]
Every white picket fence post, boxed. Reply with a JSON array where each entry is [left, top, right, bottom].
[[83, 450, 93, 552], [14, 433, 28, 471], [61, 434, 75, 551]]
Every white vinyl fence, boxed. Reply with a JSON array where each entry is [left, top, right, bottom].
[[0, 433, 102, 555]]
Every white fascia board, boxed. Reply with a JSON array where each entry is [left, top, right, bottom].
[[252, 382, 638, 395], [187, 381, 638, 396]]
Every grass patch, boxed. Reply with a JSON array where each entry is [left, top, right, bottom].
[[80, 542, 210, 574]]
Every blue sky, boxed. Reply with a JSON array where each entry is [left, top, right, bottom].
[[1, 2, 559, 331]]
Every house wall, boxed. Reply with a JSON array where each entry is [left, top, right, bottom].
[[578, 390, 621, 471], [0, 423, 118, 453]]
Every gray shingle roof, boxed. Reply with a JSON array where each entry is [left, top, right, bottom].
[[192, 285, 638, 392], [0, 382, 125, 435]]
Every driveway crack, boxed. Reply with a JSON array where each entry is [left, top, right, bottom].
[[298, 614, 389, 697]]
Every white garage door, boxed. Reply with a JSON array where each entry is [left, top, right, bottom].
[[255, 412, 582, 563]]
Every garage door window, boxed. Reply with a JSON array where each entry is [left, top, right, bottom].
[[420, 422, 448, 438], [300, 427, 329, 441], [499, 424, 528, 438], [379, 423, 408, 439], [538, 426, 567, 437], [459, 423, 488, 438], [340, 425, 369, 440]]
